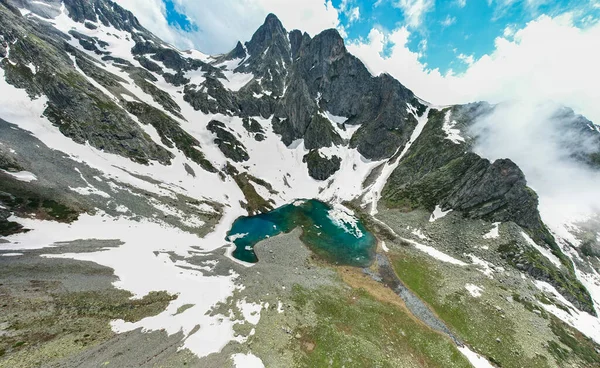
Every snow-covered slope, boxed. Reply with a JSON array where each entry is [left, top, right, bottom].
[[1, 1, 600, 367]]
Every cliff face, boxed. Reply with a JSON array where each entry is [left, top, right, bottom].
[[1, 0, 599, 336]]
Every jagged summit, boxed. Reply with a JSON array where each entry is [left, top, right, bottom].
[[245, 12, 288, 56], [1, 3, 600, 367]]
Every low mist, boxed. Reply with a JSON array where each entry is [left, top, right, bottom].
[[468, 101, 600, 236]]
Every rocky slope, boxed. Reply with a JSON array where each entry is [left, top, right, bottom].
[[0, 0, 599, 367]]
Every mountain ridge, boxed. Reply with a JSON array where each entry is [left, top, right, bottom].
[[1, 1, 600, 366], [0, 0, 596, 314]]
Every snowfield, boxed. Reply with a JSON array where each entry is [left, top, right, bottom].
[[2, 2, 600, 365]]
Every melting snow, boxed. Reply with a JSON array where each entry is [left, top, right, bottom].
[[465, 284, 484, 297], [1, 253, 24, 257], [362, 107, 431, 215], [327, 204, 363, 238], [458, 346, 495, 368], [5, 212, 248, 358], [231, 352, 265, 368], [220, 70, 254, 91], [534, 280, 600, 344], [1, 170, 37, 182], [406, 238, 467, 266], [467, 254, 496, 279], [429, 205, 451, 222], [381, 240, 389, 252], [237, 299, 263, 325], [483, 222, 500, 239], [411, 228, 429, 240], [521, 231, 562, 268], [442, 110, 465, 144]]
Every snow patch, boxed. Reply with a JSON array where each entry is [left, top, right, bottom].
[[3, 210, 250, 358], [465, 284, 483, 297], [1, 170, 37, 182], [534, 280, 600, 344], [406, 238, 467, 266], [467, 254, 498, 279], [483, 222, 500, 239], [237, 299, 263, 326], [411, 228, 429, 241], [458, 346, 494, 368], [521, 231, 562, 268], [1, 253, 24, 257], [231, 352, 265, 368], [429, 205, 451, 222], [442, 110, 465, 144]]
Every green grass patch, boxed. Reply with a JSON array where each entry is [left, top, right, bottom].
[[290, 285, 471, 368], [548, 317, 600, 365], [390, 250, 552, 368]]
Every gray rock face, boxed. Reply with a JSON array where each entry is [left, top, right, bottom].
[[0, 2, 177, 165], [382, 107, 552, 244], [207, 120, 249, 163], [242, 117, 266, 141], [302, 150, 341, 181], [273, 28, 424, 159], [382, 107, 596, 314], [181, 13, 425, 161], [550, 106, 600, 168]]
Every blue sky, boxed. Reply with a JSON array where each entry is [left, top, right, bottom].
[[157, 0, 600, 74], [330, 0, 600, 73], [158, 0, 599, 74], [119, 0, 600, 121]]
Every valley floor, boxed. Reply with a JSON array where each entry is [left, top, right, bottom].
[[1, 204, 599, 367]]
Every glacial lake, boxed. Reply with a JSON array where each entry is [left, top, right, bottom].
[[226, 199, 376, 267]]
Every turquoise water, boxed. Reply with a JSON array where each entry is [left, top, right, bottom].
[[226, 199, 376, 267]]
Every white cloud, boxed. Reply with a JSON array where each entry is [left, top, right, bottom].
[[457, 53, 474, 65], [393, 0, 435, 28], [350, 12, 600, 230], [492, 0, 549, 20], [502, 25, 515, 37], [112, 0, 195, 49], [348, 13, 600, 125], [339, 0, 361, 23], [349, 7, 361, 23], [441, 15, 456, 27], [470, 101, 600, 231], [456, 0, 467, 7], [114, 0, 342, 54]]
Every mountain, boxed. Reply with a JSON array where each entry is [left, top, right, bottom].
[[0, 1, 600, 367]]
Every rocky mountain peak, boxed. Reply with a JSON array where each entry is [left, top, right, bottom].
[[307, 28, 346, 63], [244, 12, 289, 60], [226, 41, 247, 60]]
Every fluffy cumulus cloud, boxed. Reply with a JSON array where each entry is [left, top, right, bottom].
[[348, 13, 600, 124], [348, 13, 600, 226], [114, 0, 341, 54]]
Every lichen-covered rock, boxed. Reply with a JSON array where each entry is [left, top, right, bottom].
[[125, 101, 215, 172], [207, 120, 249, 163], [0, 4, 173, 165], [382, 107, 596, 315], [303, 150, 341, 180]]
